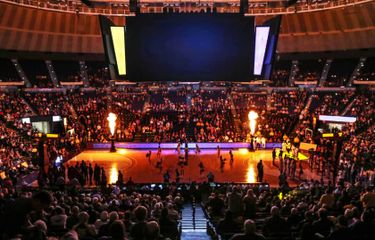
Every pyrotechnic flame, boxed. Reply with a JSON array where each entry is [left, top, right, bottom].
[[248, 111, 258, 136], [107, 112, 117, 136]]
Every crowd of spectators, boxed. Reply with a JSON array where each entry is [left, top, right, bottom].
[[205, 178, 375, 240], [0, 68, 374, 240], [25, 92, 72, 116], [0, 182, 184, 240], [0, 175, 374, 240], [0, 121, 36, 173], [0, 92, 34, 121], [270, 70, 290, 87], [233, 90, 307, 142], [313, 91, 355, 116], [356, 58, 375, 81], [338, 125, 375, 185], [189, 90, 237, 142], [295, 72, 320, 83]]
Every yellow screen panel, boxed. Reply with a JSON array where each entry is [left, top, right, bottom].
[[110, 26, 126, 75]]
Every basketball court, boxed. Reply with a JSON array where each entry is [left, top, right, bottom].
[[66, 148, 318, 187]]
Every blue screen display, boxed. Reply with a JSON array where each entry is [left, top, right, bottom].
[[126, 14, 254, 81]]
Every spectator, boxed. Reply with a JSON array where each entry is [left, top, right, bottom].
[[312, 208, 334, 238], [159, 207, 179, 240], [72, 211, 96, 239], [130, 206, 148, 239], [243, 189, 257, 219], [227, 186, 244, 217], [262, 206, 290, 237], [95, 210, 109, 230], [217, 210, 241, 235], [230, 219, 266, 240], [98, 211, 119, 237], [326, 215, 352, 240], [0, 190, 52, 239], [109, 220, 128, 240], [50, 206, 68, 230]]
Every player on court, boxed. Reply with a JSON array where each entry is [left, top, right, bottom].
[[157, 144, 162, 159]]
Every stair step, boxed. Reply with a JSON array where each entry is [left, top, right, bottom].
[[181, 203, 210, 239]]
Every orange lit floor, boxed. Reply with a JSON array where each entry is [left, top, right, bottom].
[[66, 148, 320, 187]]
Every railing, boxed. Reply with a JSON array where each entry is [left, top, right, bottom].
[[0, 0, 372, 16]]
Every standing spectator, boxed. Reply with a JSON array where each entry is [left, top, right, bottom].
[[257, 160, 264, 182], [243, 189, 257, 219], [227, 186, 244, 217]]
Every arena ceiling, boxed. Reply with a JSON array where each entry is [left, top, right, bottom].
[[0, 0, 374, 55]]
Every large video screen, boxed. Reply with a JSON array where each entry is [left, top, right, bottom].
[[126, 14, 254, 81]]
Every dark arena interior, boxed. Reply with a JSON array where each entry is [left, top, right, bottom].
[[0, 0, 374, 239]]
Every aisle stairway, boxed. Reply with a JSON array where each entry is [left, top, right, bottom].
[[185, 92, 196, 141], [341, 96, 357, 116], [181, 202, 211, 240], [45, 60, 59, 87], [142, 94, 151, 113], [228, 93, 242, 135], [12, 59, 32, 87], [319, 59, 332, 86]]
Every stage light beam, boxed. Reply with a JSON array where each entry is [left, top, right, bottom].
[[248, 111, 258, 136], [109, 163, 118, 184], [246, 164, 256, 183]]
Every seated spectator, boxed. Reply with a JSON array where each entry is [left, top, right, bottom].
[[61, 230, 79, 240], [319, 188, 335, 209], [99, 211, 119, 237], [312, 208, 334, 238], [159, 207, 179, 240], [361, 186, 375, 209], [262, 206, 290, 237], [145, 221, 161, 240], [130, 206, 148, 239], [50, 206, 68, 230], [72, 211, 96, 239], [230, 219, 266, 240], [0, 190, 52, 239], [326, 215, 352, 240], [167, 203, 180, 222], [95, 210, 109, 231], [350, 209, 375, 240], [299, 211, 314, 240], [122, 210, 134, 234], [24, 220, 48, 240], [217, 210, 241, 235], [67, 206, 80, 229], [207, 192, 225, 218], [287, 208, 302, 229], [109, 220, 128, 240]]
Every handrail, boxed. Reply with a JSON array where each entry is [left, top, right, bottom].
[[0, 0, 372, 16]]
